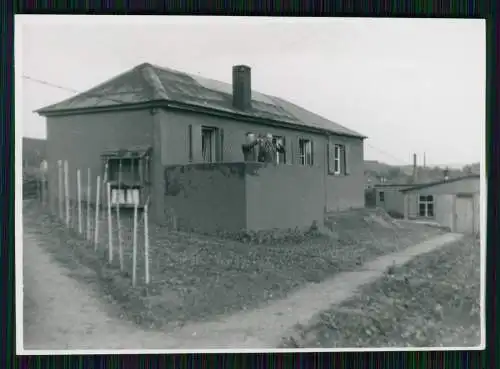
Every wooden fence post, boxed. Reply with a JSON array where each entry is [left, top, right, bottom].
[[117, 161, 123, 272], [144, 201, 150, 285], [132, 202, 138, 287], [107, 182, 113, 263], [77, 169, 82, 234], [86, 168, 92, 240], [64, 160, 70, 227], [58, 160, 63, 220], [94, 175, 101, 251]]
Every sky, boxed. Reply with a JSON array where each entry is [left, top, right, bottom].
[[16, 16, 485, 167]]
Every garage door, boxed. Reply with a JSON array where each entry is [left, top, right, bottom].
[[455, 195, 474, 234]]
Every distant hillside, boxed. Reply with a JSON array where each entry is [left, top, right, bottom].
[[364, 160, 395, 174]]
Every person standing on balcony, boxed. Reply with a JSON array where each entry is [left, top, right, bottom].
[[242, 132, 259, 162], [258, 133, 285, 163], [242, 132, 285, 163]]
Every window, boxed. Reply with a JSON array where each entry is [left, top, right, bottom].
[[106, 156, 151, 184], [272, 136, 286, 164], [418, 195, 434, 217], [202, 127, 216, 163], [299, 138, 313, 166], [328, 141, 348, 175], [333, 144, 343, 174], [379, 191, 385, 202], [108, 158, 141, 183]]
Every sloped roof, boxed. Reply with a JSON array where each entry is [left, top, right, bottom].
[[36, 63, 366, 139], [400, 175, 480, 193]]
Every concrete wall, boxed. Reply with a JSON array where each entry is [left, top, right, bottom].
[[245, 163, 325, 230], [159, 109, 365, 214], [163, 162, 326, 233], [164, 163, 247, 233], [46, 109, 154, 210]]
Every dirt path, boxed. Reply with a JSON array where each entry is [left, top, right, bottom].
[[22, 229, 197, 350], [22, 226, 463, 351], [175, 233, 465, 348]]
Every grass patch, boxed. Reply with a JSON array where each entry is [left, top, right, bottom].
[[281, 235, 481, 348], [23, 199, 445, 331]]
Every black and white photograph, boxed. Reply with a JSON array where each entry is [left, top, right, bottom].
[[16, 15, 485, 353]]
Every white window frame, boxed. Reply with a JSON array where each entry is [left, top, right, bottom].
[[272, 136, 286, 164], [333, 144, 343, 174], [299, 138, 313, 166], [418, 194, 435, 218], [201, 126, 216, 163]]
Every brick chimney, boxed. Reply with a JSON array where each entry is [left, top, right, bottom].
[[412, 153, 418, 183], [232, 65, 252, 110]]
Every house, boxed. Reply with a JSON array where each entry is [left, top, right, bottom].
[[401, 175, 480, 235], [36, 63, 367, 232]]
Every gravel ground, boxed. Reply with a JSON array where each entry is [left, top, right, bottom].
[[280, 235, 481, 348]]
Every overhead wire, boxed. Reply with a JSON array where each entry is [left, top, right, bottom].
[[24, 74, 413, 166]]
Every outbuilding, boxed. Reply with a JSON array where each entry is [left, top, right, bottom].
[[401, 175, 480, 235]]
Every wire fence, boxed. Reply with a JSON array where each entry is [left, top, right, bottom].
[[31, 160, 151, 287]]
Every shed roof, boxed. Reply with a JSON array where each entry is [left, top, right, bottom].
[[101, 145, 152, 159], [373, 183, 416, 188], [36, 63, 366, 139], [400, 174, 480, 193]]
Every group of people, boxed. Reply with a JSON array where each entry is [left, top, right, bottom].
[[242, 133, 285, 163]]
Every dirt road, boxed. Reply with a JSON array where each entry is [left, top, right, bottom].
[[22, 226, 463, 351], [23, 229, 187, 350]]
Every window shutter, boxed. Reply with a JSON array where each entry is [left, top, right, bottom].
[[327, 141, 332, 173], [288, 138, 294, 164], [218, 128, 225, 162], [310, 140, 315, 166], [188, 124, 193, 162], [191, 124, 203, 163], [297, 137, 302, 165], [344, 145, 350, 175], [282, 137, 287, 164]]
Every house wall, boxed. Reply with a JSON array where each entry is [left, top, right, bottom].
[[245, 163, 325, 230], [45, 110, 154, 210], [374, 187, 406, 217], [163, 163, 247, 233], [158, 109, 365, 214], [45, 107, 365, 227], [325, 135, 365, 212]]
